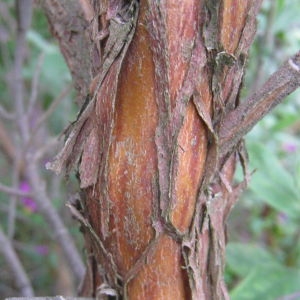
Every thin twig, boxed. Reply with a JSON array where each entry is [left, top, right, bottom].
[[13, 0, 34, 144], [0, 203, 33, 223], [33, 136, 60, 162], [1, 1, 26, 241], [26, 159, 85, 281], [11, 0, 86, 283], [0, 1, 16, 34], [0, 182, 32, 198], [220, 50, 300, 159], [27, 52, 45, 117], [0, 2, 16, 118], [34, 84, 72, 130], [0, 119, 16, 162], [0, 105, 15, 120], [0, 225, 34, 296], [7, 152, 21, 238], [26, 84, 71, 158]]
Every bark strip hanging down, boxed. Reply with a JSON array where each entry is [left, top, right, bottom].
[[46, 1, 140, 188]]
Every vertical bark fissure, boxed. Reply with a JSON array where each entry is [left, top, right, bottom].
[[147, 2, 172, 218]]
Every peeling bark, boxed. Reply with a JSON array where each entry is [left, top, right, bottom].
[[43, 0, 300, 299]]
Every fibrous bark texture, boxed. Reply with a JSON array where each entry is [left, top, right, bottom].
[[46, 0, 265, 299]]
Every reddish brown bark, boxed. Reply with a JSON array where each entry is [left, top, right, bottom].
[[78, 1, 260, 298], [43, 0, 300, 299]]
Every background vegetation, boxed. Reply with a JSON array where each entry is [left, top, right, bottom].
[[226, 1, 300, 299], [0, 0, 299, 299]]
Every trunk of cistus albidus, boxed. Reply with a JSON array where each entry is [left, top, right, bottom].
[[43, 0, 300, 299]]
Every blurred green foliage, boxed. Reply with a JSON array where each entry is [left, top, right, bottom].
[[0, 3, 80, 297], [226, 0, 300, 299]]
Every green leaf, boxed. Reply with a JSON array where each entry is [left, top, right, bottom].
[[26, 30, 71, 95], [41, 52, 70, 92], [27, 30, 57, 53], [230, 264, 300, 300], [274, 0, 300, 33], [271, 114, 299, 132], [226, 243, 278, 277], [247, 143, 300, 219]]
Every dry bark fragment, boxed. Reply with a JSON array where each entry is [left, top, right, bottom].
[[45, 1, 300, 299]]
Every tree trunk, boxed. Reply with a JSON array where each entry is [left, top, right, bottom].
[[42, 0, 300, 299]]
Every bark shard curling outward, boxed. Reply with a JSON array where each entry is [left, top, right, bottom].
[[43, 0, 300, 299]]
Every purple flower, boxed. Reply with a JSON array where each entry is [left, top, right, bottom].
[[35, 245, 49, 256], [282, 142, 297, 153], [277, 212, 288, 225], [19, 181, 37, 213]]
